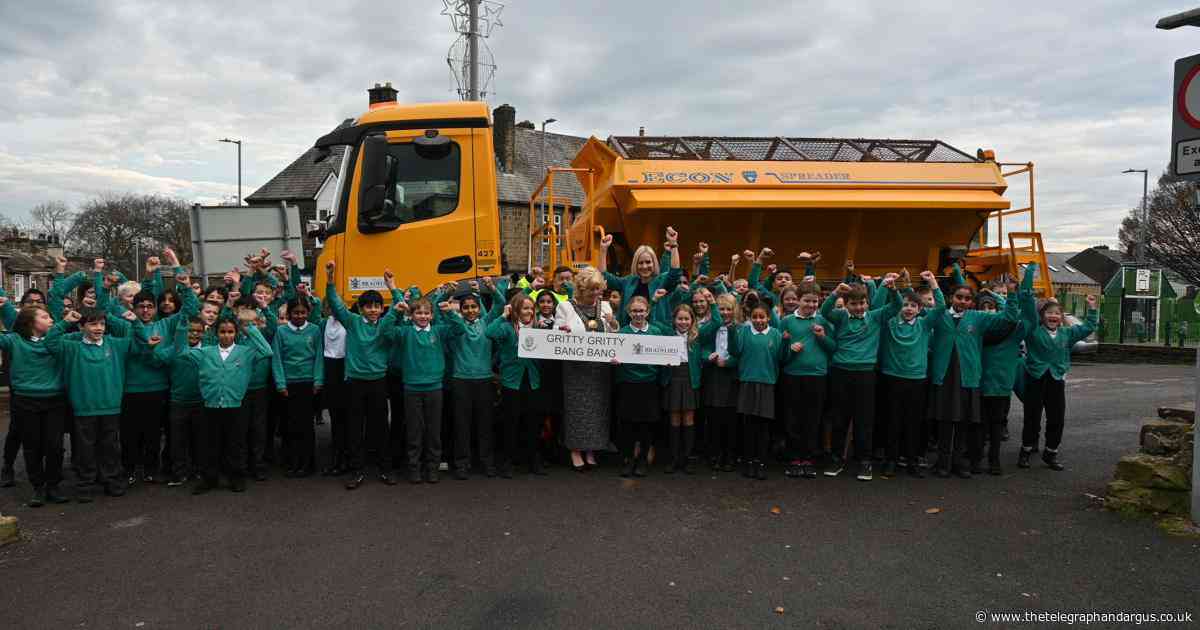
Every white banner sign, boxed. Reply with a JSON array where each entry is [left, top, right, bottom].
[[518, 328, 686, 365], [1135, 268, 1152, 292]]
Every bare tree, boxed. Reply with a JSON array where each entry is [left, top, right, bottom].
[[28, 200, 75, 246], [1117, 171, 1200, 286], [67, 193, 194, 277]]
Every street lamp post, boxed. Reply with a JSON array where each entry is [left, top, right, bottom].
[[1121, 168, 1149, 261], [219, 138, 243, 206]]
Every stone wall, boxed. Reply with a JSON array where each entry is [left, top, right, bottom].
[[1106, 405, 1194, 516]]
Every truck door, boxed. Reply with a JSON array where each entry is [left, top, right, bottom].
[[342, 127, 491, 295]]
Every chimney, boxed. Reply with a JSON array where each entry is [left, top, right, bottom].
[[368, 82, 398, 109], [493, 103, 516, 173]]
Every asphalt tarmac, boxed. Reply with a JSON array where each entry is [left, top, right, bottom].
[[0, 364, 1196, 629]]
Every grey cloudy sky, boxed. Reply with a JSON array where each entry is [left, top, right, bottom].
[[0, 1, 1194, 251]]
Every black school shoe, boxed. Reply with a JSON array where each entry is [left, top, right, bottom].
[[909, 463, 926, 478], [880, 461, 896, 478], [856, 461, 874, 482], [230, 478, 247, 493], [1017, 449, 1032, 469], [633, 459, 648, 478], [28, 488, 46, 507], [408, 469, 423, 484], [191, 481, 214, 496], [344, 473, 365, 490], [620, 459, 635, 478], [454, 468, 469, 481], [823, 456, 845, 478], [425, 467, 440, 484], [1042, 450, 1065, 471], [988, 461, 1003, 476], [754, 462, 768, 481], [0, 468, 14, 488], [379, 472, 398, 486], [45, 485, 70, 505]]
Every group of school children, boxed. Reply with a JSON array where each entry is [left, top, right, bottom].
[[0, 226, 1098, 507]]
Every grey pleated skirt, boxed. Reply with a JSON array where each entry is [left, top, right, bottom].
[[662, 363, 697, 412], [930, 347, 981, 424], [737, 382, 775, 420]]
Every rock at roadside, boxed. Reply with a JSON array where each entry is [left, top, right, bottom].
[[1105, 480, 1190, 515], [1114, 453, 1191, 491], [0, 515, 18, 546]]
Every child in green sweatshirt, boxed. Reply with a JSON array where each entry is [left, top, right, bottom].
[[485, 293, 542, 479], [879, 271, 944, 478], [729, 301, 787, 480], [180, 315, 273, 494], [976, 267, 1036, 475], [324, 262, 404, 489], [653, 294, 723, 475], [442, 279, 505, 479], [45, 308, 148, 502], [779, 282, 837, 479], [614, 295, 670, 478], [120, 263, 201, 485], [154, 316, 207, 486], [1018, 270, 1098, 472], [926, 268, 1021, 478], [390, 296, 454, 484], [819, 275, 901, 481], [0, 304, 69, 505], [700, 293, 742, 473], [272, 298, 325, 477]]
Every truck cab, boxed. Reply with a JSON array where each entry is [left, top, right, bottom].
[[307, 100, 501, 301]]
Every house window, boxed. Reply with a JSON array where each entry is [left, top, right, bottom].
[[12, 274, 26, 301]]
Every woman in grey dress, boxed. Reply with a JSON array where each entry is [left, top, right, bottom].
[[553, 267, 619, 471]]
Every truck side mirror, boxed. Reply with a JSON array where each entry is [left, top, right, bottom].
[[359, 135, 392, 226], [305, 219, 327, 240]]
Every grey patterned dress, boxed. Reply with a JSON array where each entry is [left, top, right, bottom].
[[561, 302, 612, 450]]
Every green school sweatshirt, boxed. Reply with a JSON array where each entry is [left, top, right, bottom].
[[0, 331, 63, 397], [980, 271, 1036, 397], [484, 318, 541, 390], [243, 308, 278, 391], [271, 321, 325, 390], [729, 323, 786, 385], [45, 319, 146, 416], [820, 288, 901, 372], [444, 296, 504, 380], [154, 325, 203, 405], [780, 312, 838, 377], [603, 265, 682, 327], [878, 288, 945, 380], [390, 319, 453, 392], [326, 283, 401, 381], [386, 286, 422, 372], [182, 325, 273, 409], [1021, 266, 1097, 381], [927, 284, 1021, 388], [123, 281, 201, 393], [656, 310, 725, 389]]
